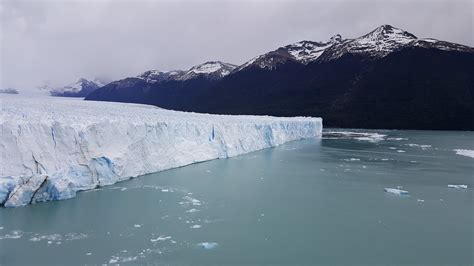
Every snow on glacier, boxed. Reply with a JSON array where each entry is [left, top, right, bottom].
[[0, 95, 322, 207]]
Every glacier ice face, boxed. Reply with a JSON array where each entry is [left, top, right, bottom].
[[0, 95, 322, 207]]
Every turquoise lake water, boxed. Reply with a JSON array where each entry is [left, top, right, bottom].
[[1, 129, 473, 265]]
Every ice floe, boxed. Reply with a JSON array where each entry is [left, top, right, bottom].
[[387, 137, 408, 141], [406, 144, 432, 149], [343, 158, 361, 161], [150, 235, 172, 242], [448, 184, 468, 189], [384, 188, 409, 195], [197, 242, 219, 249], [454, 149, 474, 158], [0, 230, 23, 240], [180, 196, 202, 206]]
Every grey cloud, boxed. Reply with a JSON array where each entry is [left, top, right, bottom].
[[1, 0, 472, 91]]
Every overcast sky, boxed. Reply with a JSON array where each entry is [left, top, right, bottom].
[[1, 0, 473, 91]]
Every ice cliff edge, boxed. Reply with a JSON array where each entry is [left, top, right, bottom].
[[0, 95, 322, 207]]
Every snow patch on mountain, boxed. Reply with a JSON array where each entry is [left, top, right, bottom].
[[237, 35, 343, 71], [284, 35, 343, 63], [414, 38, 474, 53], [177, 61, 237, 81], [235, 52, 293, 71], [320, 25, 417, 60], [135, 62, 236, 83], [0, 95, 322, 207], [136, 70, 184, 83]]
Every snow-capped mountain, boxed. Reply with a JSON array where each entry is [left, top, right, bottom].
[[236, 35, 343, 71], [135, 61, 236, 83], [87, 25, 474, 130], [136, 70, 185, 83], [86, 61, 237, 107], [284, 35, 342, 63], [318, 25, 417, 61], [319, 24, 473, 61], [50, 78, 105, 97], [177, 61, 237, 81], [238, 25, 473, 68]]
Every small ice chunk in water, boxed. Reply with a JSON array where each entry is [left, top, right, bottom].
[[134, 224, 142, 228], [0, 227, 3, 230], [384, 188, 409, 195], [344, 158, 360, 161], [150, 236, 171, 242], [448, 184, 468, 189], [161, 189, 169, 192], [86, 253, 92, 256], [190, 225, 202, 229], [397, 150, 406, 153], [417, 199, 425, 202], [198, 242, 219, 250]]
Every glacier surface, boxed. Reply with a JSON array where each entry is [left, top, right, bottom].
[[0, 95, 322, 207]]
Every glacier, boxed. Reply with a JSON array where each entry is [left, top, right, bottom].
[[0, 95, 322, 207]]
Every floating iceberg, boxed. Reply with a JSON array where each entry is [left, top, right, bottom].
[[0, 95, 322, 207], [197, 242, 219, 250], [384, 188, 409, 195], [454, 149, 474, 159], [448, 184, 468, 189]]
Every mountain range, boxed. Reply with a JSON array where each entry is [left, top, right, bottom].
[[85, 25, 474, 130]]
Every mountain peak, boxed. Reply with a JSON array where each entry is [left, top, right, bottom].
[[189, 61, 236, 73], [50, 78, 103, 97], [329, 34, 342, 43], [318, 24, 418, 60], [178, 61, 237, 80], [238, 36, 344, 71], [136, 70, 184, 83], [367, 24, 417, 40]]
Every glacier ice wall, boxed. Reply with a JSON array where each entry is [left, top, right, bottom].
[[1, 96, 322, 207]]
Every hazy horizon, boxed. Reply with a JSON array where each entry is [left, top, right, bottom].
[[1, 0, 473, 92]]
